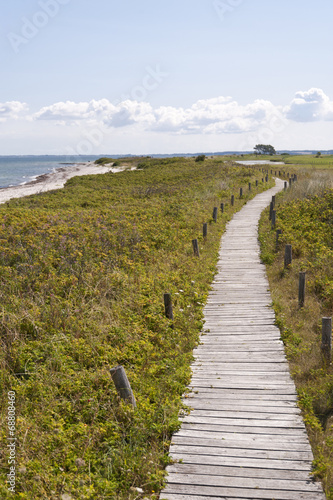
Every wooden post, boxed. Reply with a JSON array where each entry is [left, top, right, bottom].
[[276, 229, 282, 250], [239, 187, 243, 198], [271, 210, 276, 229], [298, 272, 306, 308], [272, 195, 276, 208], [220, 202, 224, 213], [256, 180, 258, 187], [289, 178, 292, 187], [284, 181, 288, 190], [269, 201, 273, 220], [262, 178, 264, 183], [279, 171, 281, 176], [265, 175, 268, 182], [321, 317, 332, 365], [192, 239, 200, 257], [110, 365, 136, 407], [203, 223, 208, 238], [213, 207, 218, 222], [248, 182, 251, 191], [294, 174, 298, 182], [164, 293, 174, 320], [231, 195, 234, 206], [284, 244, 292, 268]]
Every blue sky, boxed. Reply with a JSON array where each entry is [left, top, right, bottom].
[[1, 0, 333, 154]]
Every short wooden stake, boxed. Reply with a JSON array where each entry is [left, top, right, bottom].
[[256, 180, 258, 187], [289, 178, 292, 187], [284, 244, 292, 268], [248, 182, 251, 191], [265, 175, 268, 182], [294, 174, 298, 182], [203, 223, 208, 238], [231, 195, 234, 206], [284, 181, 288, 190], [272, 195, 276, 208], [269, 201, 273, 220], [213, 207, 218, 222], [298, 272, 306, 308], [220, 202, 224, 213], [321, 317, 332, 365], [110, 365, 136, 407], [276, 229, 282, 250], [192, 238, 200, 257], [164, 293, 174, 320], [271, 210, 276, 229], [239, 187, 243, 198]]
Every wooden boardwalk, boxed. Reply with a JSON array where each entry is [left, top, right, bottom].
[[160, 180, 326, 500]]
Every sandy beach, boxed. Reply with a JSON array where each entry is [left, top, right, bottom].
[[0, 162, 123, 205]]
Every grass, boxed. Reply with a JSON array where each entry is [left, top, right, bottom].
[[0, 157, 273, 500], [259, 169, 333, 499]]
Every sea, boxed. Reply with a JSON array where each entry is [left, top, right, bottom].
[[0, 155, 108, 189]]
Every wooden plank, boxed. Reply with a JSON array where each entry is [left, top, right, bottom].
[[167, 463, 314, 481], [165, 472, 322, 492], [173, 428, 310, 444], [171, 434, 311, 451], [180, 410, 301, 420], [168, 452, 313, 471], [161, 484, 325, 499], [182, 402, 300, 413], [161, 493, 324, 500], [180, 423, 307, 435], [181, 416, 304, 428]]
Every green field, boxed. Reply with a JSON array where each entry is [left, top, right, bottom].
[[0, 157, 273, 500]]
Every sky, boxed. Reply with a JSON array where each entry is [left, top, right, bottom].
[[1, 0, 333, 155]]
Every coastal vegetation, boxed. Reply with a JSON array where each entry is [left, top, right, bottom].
[[259, 163, 333, 499], [0, 157, 272, 499]]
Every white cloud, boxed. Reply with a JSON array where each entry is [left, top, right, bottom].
[[8, 88, 333, 142], [0, 101, 28, 121], [285, 88, 333, 122]]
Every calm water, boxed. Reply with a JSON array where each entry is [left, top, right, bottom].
[[0, 155, 107, 189]]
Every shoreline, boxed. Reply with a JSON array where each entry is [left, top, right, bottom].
[[0, 162, 124, 205]]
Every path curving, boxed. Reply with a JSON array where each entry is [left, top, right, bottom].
[[160, 180, 326, 500]]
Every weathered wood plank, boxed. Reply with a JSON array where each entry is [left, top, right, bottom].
[[182, 402, 300, 413], [165, 472, 322, 492], [171, 432, 313, 460], [180, 422, 307, 435], [166, 463, 315, 481], [161, 484, 325, 500], [167, 452, 313, 471], [173, 427, 310, 443], [181, 416, 304, 428]]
